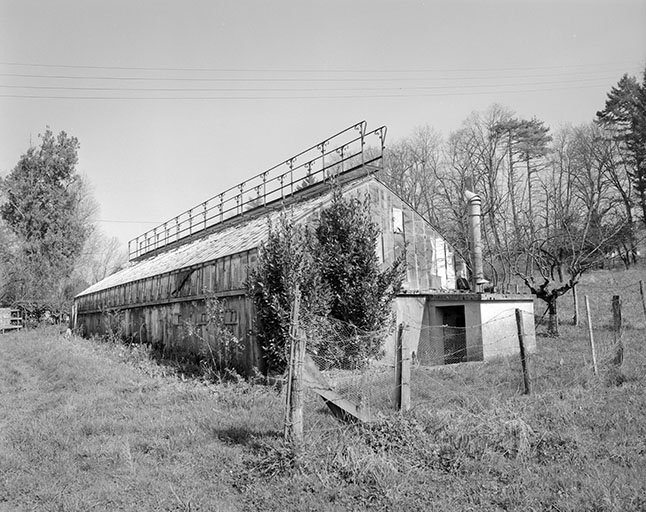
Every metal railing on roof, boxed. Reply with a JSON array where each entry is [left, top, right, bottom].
[[128, 121, 386, 261]]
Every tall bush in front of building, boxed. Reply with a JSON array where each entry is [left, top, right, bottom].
[[247, 215, 330, 374], [248, 190, 405, 373], [315, 190, 406, 364]]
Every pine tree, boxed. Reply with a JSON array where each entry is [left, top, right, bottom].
[[597, 70, 646, 227]]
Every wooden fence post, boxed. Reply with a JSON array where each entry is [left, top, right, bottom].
[[584, 295, 598, 375], [572, 283, 580, 326], [284, 290, 304, 453], [394, 323, 411, 412], [612, 295, 623, 367], [515, 309, 531, 395]]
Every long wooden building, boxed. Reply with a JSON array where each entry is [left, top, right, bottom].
[[74, 122, 458, 373]]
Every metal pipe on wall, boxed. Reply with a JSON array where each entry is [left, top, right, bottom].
[[464, 189, 489, 292]]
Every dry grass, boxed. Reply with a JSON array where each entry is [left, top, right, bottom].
[[1, 267, 645, 511]]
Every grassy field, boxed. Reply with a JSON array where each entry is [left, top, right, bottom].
[[1, 267, 645, 511]]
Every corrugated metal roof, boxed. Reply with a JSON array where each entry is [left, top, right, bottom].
[[76, 182, 349, 297]]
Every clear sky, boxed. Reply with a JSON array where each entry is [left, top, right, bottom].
[[1, 0, 645, 251]]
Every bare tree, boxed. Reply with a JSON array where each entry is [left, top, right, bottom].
[[381, 125, 443, 225], [513, 123, 628, 335], [72, 229, 128, 287]]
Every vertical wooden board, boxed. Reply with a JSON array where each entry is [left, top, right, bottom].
[[226, 256, 233, 290], [436, 237, 446, 287], [216, 258, 223, 291], [123, 309, 131, 338], [428, 229, 437, 276], [150, 307, 157, 342], [202, 265, 210, 293], [225, 296, 239, 363], [233, 296, 248, 370], [424, 223, 434, 269], [189, 268, 197, 296], [161, 306, 168, 348], [176, 273, 183, 298], [185, 271, 192, 297], [248, 250, 258, 273], [164, 274, 171, 299], [369, 181, 379, 209], [232, 254, 241, 289], [245, 297, 260, 371], [157, 276, 163, 300], [404, 207, 417, 289], [241, 252, 249, 286], [202, 265, 209, 293], [196, 267, 202, 295], [209, 263, 216, 291], [236, 295, 246, 356], [445, 243, 455, 284], [424, 227, 433, 288], [416, 216, 429, 290], [191, 268, 198, 296], [228, 256, 236, 290], [386, 191, 396, 232], [217, 258, 225, 292], [382, 191, 395, 266]]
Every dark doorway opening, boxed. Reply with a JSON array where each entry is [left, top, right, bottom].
[[440, 306, 467, 364]]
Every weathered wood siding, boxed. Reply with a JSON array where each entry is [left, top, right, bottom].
[[76, 248, 261, 373]]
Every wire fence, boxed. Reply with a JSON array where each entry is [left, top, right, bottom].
[[301, 314, 397, 426], [285, 278, 646, 437]]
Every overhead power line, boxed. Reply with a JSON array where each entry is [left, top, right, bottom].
[[1, 59, 634, 101], [0, 70, 627, 83], [0, 81, 613, 101], [0, 60, 640, 74], [0, 76, 614, 93]]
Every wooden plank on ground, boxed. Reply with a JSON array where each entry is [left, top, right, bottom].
[[302, 354, 371, 423]]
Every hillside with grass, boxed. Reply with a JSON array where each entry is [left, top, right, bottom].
[[1, 267, 645, 511]]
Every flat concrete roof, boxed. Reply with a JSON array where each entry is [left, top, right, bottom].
[[397, 292, 534, 302]]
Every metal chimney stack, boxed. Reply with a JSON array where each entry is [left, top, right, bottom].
[[464, 189, 489, 292]]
